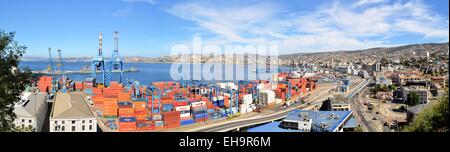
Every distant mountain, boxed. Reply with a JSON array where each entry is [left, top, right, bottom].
[[279, 42, 449, 62], [22, 42, 448, 64], [280, 42, 449, 58]]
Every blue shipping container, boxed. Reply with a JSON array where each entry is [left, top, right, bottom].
[[163, 104, 173, 112], [180, 119, 195, 126], [119, 117, 137, 122], [155, 121, 164, 126]]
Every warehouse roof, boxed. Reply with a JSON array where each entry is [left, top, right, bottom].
[[51, 92, 94, 119], [247, 122, 304, 132], [14, 92, 47, 118], [248, 110, 354, 132]]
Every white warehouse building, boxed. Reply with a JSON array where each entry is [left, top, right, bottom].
[[13, 92, 48, 132], [50, 92, 97, 132]]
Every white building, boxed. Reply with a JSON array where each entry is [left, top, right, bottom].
[[50, 92, 97, 132], [402, 87, 430, 104], [13, 92, 48, 132]]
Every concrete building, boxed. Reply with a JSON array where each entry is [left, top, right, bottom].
[[372, 63, 381, 72], [392, 73, 423, 86], [13, 92, 48, 132], [50, 92, 97, 132], [431, 77, 446, 88], [320, 97, 351, 111], [401, 87, 430, 104]]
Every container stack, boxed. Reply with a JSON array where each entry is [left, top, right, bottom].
[[258, 90, 276, 107], [91, 95, 105, 111], [103, 97, 118, 118], [92, 88, 103, 95], [191, 101, 208, 122], [239, 94, 254, 114], [83, 81, 94, 94], [119, 117, 137, 131], [75, 82, 83, 91], [153, 114, 164, 130], [163, 111, 180, 129], [37, 76, 52, 93]]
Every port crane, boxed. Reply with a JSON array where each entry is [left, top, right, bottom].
[[91, 31, 124, 87], [147, 86, 162, 114], [92, 32, 106, 87], [57, 49, 68, 93], [47, 48, 55, 72], [107, 31, 124, 85]]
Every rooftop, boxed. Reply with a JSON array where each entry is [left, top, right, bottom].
[[14, 92, 47, 118], [248, 110, 353, 132], [51, 92, 94, 119]]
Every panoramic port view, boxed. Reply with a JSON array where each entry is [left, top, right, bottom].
[[0, 0, 448, 134]]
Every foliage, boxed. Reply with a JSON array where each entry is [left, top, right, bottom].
[[406, 92, 420, 106], [0, 30, 32, 131], [387, 84, 397, 91], [404, 92, 449, 132]]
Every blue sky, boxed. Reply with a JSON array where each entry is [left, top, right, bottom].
[[0, 0, 448, 57]]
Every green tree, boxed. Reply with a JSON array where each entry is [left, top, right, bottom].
[[406, 92, 420, 106], [0, 30, 32, 132], [388, 84, 397, 91], [404, 91, 449, 132]]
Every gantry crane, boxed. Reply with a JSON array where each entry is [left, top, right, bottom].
[[108, 31, 124, 84], [92, 32, 106, 86], [57, 49, 67, 93], [47, 48, 55, 72]]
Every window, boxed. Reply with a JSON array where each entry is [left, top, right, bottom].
[[29, 120, 32, 123], [72, 126, 76, 131], [28, 125, 32, 129], [22, 119, 25, 123], [89, 125, 92, 130], [54, 126, 58, 131], [82, 125, 85, 131], [62, 121, 65, 124], [72, 121, 75, 124], [82, 120, 85, 124], [22, 124, 24, 128], [62, 126, 65, 131], [55, 121, 57, 124], [89, 120, 92, 123]]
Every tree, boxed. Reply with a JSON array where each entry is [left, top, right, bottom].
[[0, 30, 32, 132], [404, 91, 449, 132], [406, 92, 420, 106], [388, 84, 397, 91]]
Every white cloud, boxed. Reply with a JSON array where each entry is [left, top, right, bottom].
[[166, 0, 449, 54], [123, 0, 156, 4], [353, 0, 386, 8], [113, 6, 133, 16]]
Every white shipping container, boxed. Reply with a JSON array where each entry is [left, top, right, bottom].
[[180, 113, 191, 118], [242, 94, 253, 104], [191, 101, 206, 107], [275, 99, 282, 104], [175, 105, 190, 111]]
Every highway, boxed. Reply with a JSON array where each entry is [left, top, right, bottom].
[[190, 78, 371, 132]]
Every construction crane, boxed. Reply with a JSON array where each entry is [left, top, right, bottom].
[[47, 48, 55, 72], [92, 32, 106, 86]]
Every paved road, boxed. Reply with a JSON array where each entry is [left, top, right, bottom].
[[190, 84, 335, 132]]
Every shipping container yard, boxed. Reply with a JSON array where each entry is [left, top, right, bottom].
[[36, 72, 320, 132]]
